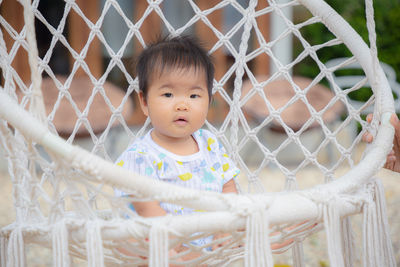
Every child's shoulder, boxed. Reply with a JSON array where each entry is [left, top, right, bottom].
[[119, 133, 154, 157], [194, 129, 226, 152], [194, 128, 217, 140]]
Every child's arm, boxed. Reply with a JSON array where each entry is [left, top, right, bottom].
[[135, 179, 237, 217], [222, 179, 238, 194], [132, 201, 167, 217]]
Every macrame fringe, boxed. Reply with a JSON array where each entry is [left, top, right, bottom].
[[323, 201, 345, 266], [149, 224, 169, 267], [363, 198, 381, 266], [292, 242, 305, 267], [341, 217, 355, 267], [362, 180, 396, 267], [1, 235, 7, 267], [245, 208, 273, 267], [7, 228, 25, 267], [86, 221, 104, 267], [373, 180, 396, 266], [52, 221, 70, 267]]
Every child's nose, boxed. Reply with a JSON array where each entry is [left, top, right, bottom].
[[175, 100, 188, 111]]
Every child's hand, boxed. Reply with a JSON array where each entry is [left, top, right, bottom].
[[363, 113, 400, 172], [270, 236, 294, 251], [212, 232, 234, 250], [168, 248, 185, 267], [171, 244, 206, 267]]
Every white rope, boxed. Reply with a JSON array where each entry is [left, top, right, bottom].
[[0, 236, 7, 267], [362, 191, 382, 266], [230, 0, 258, 167], [7, 228, 25, 267], [18, 0, 46, 123], [86, 220, 104, 267], [0, 24, 15, 98], [365, 0, 378, 79], [375, 180, 396, 266], [292, 242, 305, 267], [364, 0, 383, 139], [322, 201, 345, 266], [149, 224, 169, 267], [364, 179, 396, 267], [341, 217, 356, 267], [52, 220, 70, 267], [239, 197, 273, 267]]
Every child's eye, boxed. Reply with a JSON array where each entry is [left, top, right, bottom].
[[163, 93, 173, 98], [190, 94, 200, 99]]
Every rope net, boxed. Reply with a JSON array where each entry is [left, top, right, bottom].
[[0, 0, 396, 266]]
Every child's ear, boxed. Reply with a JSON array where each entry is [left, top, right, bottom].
[[138, 91, 149, 117]]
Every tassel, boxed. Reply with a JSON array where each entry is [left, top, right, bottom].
[[373, 179, 396, 266], [341, 217, 355, 267], [292, 242, 305, 267], [244, 208, 273, 267], [52, 221, 70, 267], [362, 196, 381, 266], [149, 224, 169, 267], [86, 221, 104, 267], [362, 180, 396, 267], [7, 228, 25, 267], [323, 202, 345, 266], [1, 235, 7, 267]]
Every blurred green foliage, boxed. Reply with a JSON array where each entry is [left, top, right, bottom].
[[293, 0, 400, 83]]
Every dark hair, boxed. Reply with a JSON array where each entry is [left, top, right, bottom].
[[136, 35, 214, 100]]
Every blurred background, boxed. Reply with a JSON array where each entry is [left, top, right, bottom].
[[2, 0, 399, 129]]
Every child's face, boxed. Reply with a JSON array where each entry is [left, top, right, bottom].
[[139, 66, 209, 141]]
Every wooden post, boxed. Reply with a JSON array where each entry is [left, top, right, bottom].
[[127, 0, 162, 125], [254, 1, 270, 77], [195, 0, 228, 124], [133, 0, 162, 54], [1, 0, 31, 84], [68, 0, 102, 78], [195, 1, 226, 81]]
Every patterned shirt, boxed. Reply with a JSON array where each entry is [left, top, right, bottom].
[[115, 128, 240, 216]]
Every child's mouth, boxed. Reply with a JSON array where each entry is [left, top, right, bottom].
[[174, 117, 188, 125]]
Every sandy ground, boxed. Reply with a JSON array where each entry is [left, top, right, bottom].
[[0, 147, 399, 266]]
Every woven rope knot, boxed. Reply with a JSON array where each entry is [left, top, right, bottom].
[[298, 90, 307, 100], [232, 195, 269, 218], [149, 1, 161, 8], [244, 8, 255, 19], [91, 25, 101, 34], [308, 155, 317, 164], [15, 33, 25, 43], [279, 66, 290, 74], [74, 56, 85, 65], [219, 35, 229, 44], [304, 187, 336, 205], [31, 89, 43, 98]]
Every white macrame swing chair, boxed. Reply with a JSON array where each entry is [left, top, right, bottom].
[[0, 0, 397, 266]]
